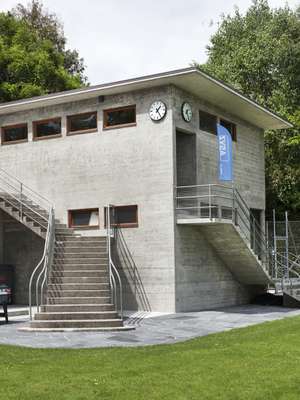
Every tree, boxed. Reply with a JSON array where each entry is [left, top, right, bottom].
[[0, 0, 87, 103], [196, 0, 300, 219]]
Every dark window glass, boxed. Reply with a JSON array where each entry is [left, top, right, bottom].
[[105, 205, 138, 227], [69, 209, 99, 228], [2, 124, 28, 143], [34, 118, 61, 138], [199, 110, 217, 134], [104, 106, 136, 128], [220, 119, 237, 141], [68, 112, 97, 133]]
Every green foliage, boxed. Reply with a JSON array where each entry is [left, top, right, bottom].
[[197, 0, 300, 219], [0, 1, 87, 103]]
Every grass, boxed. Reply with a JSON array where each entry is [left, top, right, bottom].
[[1, 317, 300, 400]]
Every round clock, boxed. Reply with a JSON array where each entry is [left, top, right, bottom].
[[182, 102, 193, 122], [149, 100, 167, 121]]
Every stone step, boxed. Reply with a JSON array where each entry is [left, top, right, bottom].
[[50, 270, 108, 278], [47, 289, 110, 297], [53, 252, 108, 259], [50, 276, 109, 284], [54, 247, 107, 254], [55, 242, 107, 249], [53, 258, 107, 265], [41, 304, 115, 312], [55, 229, 76, 235], [48, 283, 110, 291], [56, 236, 106, 242], [52, 264, 108, 271], [34, 311, 118, 320], [47, 296, 111, 304], [30, 319, 123, 329]]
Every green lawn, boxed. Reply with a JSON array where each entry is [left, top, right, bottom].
[[1, 317, 300, 400]]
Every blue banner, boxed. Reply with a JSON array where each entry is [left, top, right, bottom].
[[217, 124, 233, 181]]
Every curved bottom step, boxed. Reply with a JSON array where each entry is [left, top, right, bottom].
[[19, 325, 135, 332], [29, 319, 123, 329]]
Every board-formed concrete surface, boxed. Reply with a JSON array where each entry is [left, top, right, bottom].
[[0, 305, 300, 348]]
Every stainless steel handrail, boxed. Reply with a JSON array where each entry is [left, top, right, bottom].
[[0, 169, 51, 209], [106, 204, 123, 319], [175, 183, 299, 282], [0, 168, 56, 320], [0, 176, 49, 226], [28, 206, 55, 319]]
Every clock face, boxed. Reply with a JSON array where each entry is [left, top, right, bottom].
[[182, 102, 193, 122], [149, 100, 167, 121]]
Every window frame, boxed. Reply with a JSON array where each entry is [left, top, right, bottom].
[[32, 117, 62, 141], [104, 205, 138, 228], [199, 110, 217, 135], [66, 111, 98, 136], [1, 123, 28, 145], [68, 208, 100, 229], [103, 105, 136, 130], [220, 118, 237, 142]]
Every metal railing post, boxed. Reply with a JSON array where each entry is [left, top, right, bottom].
[[208, 184, 212, 220], [20, 182, 23, 220]]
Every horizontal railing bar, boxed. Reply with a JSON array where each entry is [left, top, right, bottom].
[[176, 183, 232, 190], [176, 194, 233, 201], [0, 170, 52, 208]]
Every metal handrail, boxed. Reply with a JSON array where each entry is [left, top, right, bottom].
[[0, 169, 51, 210], [106, 204, 123, 319], [28, 206, 55, 319], [175, 183, 300, 282], [0, 168, 56, 320], [0, 176, 49, 227]]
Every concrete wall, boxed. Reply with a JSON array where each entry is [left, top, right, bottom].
[[0, 86, 176, 312], [175, 225, 253, 311], [172, 86, 266, 311], [0, 211, 44, 305]]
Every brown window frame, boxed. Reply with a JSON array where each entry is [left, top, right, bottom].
[[68, 208, 100, 229], [1, 123, 28, 145], [104, 205, 138, 228], [103, 105, 136, 130], [32, 117, 62, 141], [220, 118, 237, 142], [66, 111, 98, 136]]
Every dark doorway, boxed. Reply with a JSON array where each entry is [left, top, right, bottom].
[[176, 130, 196, 186]]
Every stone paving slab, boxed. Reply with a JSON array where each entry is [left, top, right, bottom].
[[0, 305, 300, 349]]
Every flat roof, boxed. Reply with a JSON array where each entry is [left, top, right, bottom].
[[0, 67, 292, 130]]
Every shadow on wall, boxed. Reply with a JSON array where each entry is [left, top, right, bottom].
[[112, 229, 151, 312]]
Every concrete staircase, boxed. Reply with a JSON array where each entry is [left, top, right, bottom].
[[30, 235, 125, 331], [197, 222, 271, 285], [0, 187, 125, 331], [0, 193, 73, 239]]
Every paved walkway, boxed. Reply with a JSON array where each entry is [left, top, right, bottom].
[[0, 305, 300, 348]]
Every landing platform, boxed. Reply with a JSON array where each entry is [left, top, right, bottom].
[[1, 306, 300, 348]]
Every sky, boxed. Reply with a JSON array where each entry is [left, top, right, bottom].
[[0, 0, 299, 84]]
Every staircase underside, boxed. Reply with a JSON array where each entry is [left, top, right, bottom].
[[178, 219, 271, 285]]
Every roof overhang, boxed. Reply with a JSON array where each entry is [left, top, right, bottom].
[[0, 67, 292, 130]]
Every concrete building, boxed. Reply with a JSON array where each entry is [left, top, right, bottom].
[[0, 67, 293, 330]]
